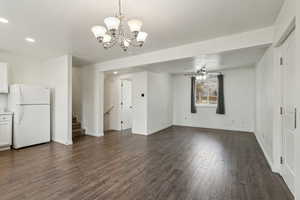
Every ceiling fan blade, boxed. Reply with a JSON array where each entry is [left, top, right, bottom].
[[184, 72, 197, 76]]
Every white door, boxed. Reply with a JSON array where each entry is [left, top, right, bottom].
[[280, 30, 296, 194], [121, 80, 132, 131], [14, 105, 50, 148]]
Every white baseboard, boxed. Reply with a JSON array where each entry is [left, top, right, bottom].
[[66, 140, 73, 145], [173, 123, 253, 133], [148, 124, 173, 135], [132, 124, 173, 136], [52, 138, 72, 145], [86, 132, 104, 137], [132, 131, 147, 136], [0, 146, 11, 151], [283, 164, 295, 195], [254, 133, 276, 172]]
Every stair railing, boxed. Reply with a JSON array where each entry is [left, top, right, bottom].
[[104, 106, 114, 116]]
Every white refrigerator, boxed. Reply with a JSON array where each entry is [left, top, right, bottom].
[[8, 84, 51, 149]]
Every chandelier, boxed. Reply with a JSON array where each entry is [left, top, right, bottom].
[[91, 0, 148, 51]]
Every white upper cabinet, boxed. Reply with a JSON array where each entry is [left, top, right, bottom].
[[0, 63, 8, 93]]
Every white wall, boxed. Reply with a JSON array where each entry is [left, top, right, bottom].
[[173, 67, 255, 132], [103, 71, 173, 135], [147, 72, 173, 134], [104, 75, 122, 131], [0, 53, 73, 145], [72, 66, 82, 120], [0, 53, 44, 109], [81, 67, 104, 137], [42, 55, 73, 145], [131, 72, 148, 134], [255, 47, 276, 167]]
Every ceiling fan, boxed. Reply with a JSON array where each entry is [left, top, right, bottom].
[[184, 65, 221, 81], [185, 65, 208, 80]]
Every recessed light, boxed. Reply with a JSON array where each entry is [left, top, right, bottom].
[[25, 37, 36, 43], [0, 17, 9, 24], [113, 71, 118, 74]]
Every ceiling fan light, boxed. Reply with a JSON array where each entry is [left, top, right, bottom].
[[104, 17, 120, 31], [103, 34, 112, 43], [137, 32, 148, 42], [91, 26, 107, 38], [123, 40, 130, 47], [128, 19, 143, 32]]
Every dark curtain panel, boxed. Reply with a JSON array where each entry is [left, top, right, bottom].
[[216, 74, 225, 114], [191, 77, 197, 113]]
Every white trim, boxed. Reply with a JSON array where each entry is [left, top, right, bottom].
[[282, 163, 295, 195], [147, 125, 173, 135], [196, 104, 217, 108], [65, 140, 73, 145], [173, 124, 253, 133], [254, 132, 280, 173], [272, 46, 284, 177], [274, 17, 296, 47], [68, 55, 73, 145], [53, 138, 72, 145], [132, 132, 147, 136], [0, 146, 10, 151], [132, 125, 173, 136], [86, 132, 104, 137]]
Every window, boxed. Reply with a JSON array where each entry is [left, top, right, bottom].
[[195, 77, 218, 106]]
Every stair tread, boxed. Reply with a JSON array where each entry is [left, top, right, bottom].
[[73, 128, 84, 132]]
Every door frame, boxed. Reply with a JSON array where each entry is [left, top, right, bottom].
[[276, 27, 296, 195], [273, 18, 296, 171]]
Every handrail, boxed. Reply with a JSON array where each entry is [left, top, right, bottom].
[[104, 106, 114, 115]]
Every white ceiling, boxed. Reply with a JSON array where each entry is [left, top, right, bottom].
[[0, 0, 283, 65], [105, 45, 269, 75]]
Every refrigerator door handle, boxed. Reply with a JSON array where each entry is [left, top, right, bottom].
[[18, 106, 24, 124], [19, 86, 23, 104]]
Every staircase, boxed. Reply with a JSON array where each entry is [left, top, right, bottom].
[[72, 114, 85, 138]]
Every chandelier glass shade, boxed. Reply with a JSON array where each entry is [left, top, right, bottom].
[[91, 0, 148, 51]]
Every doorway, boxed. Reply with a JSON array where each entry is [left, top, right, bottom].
[[120, 79, 133, 131], [279, 30, 296, 195], [103, 74, 133, 133]]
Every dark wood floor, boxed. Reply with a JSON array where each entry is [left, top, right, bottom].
[[0, 126, 293, 200]]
